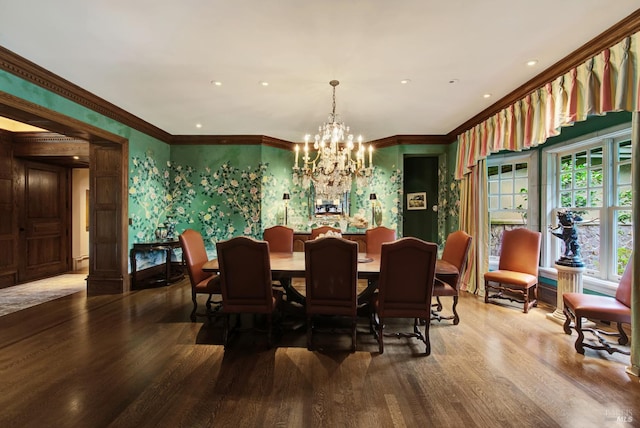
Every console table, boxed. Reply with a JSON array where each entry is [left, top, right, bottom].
[[130, 240, 184, 289]]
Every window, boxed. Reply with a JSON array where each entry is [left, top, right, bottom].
[[545, 127, 632, 281], [487, 153, 536, 258]]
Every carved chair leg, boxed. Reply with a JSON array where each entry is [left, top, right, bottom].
[[378, 317, 384, 354], [617, 322, 629, 345], [190, 290, 198, 322], [436, 296, 443, 312], [533, 284, 538, 307], [451, 296, 460, 325], [523, 288, 529, 313], [351, 318, 357, 353], [223, 314, 230, 349], [562, 306, 573, 335], [422, 318, 431, 356], [574, 313, 585, 354], [484, 280, 490, 303]]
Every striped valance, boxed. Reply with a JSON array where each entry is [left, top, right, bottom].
[[455, 31, 640, 179]]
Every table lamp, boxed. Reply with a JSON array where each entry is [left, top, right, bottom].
[[283, 193, 290, 225]]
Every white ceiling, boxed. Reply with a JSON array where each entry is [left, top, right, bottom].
[[0, 1, 638, 142]]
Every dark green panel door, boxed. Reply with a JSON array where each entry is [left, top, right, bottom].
[[403, 156, 438, 242]]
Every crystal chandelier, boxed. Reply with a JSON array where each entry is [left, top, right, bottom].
[[292, 80, 373, 201]]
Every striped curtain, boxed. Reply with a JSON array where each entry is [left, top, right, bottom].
[[455, 32, 640, 179]]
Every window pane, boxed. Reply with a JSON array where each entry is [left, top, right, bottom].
[[615, 210, 633, 276], [500, 164, 513, 178], [589, 168, 603, 186], [618, 163, 631, 185], [574, 190, 587, 207], [515, 194, 528, 209], [489, 181, 499, 194], [590, 146, 603, 167], [500, 195, 513, 209], [589, 189, 603, 207], [514, 178, 528, 194], [618, 186, 632, 206], [489, 195, 499, 210], [618, 140, 632, 162], [575, 170, 587, 188], [574, 210, 600, 274], [560, 173, 572, 190], [575, 151, 587, 168], [488, 166, 499, 177], [560, 155, 572, 172], [560, 192, 572, 207], [515, 163, 528, 177]]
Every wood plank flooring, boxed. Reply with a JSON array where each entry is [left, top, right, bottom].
[[0, 278, 638, 428]]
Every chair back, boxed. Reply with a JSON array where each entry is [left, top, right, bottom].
[[304, 237, 358, 316], [616, 258, 633, 308], [365, 226, 397, 254], [441, 230, 472, 281], [179, 229, 211, 288], [377, 237, 438, 319], [263, 225, 294, 253], [216, 236, 274, 313], [310, 226, 341, 239], [498, 228, 541, 276]]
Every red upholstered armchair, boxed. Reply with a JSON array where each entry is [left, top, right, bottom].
[[365, 226, 396, 254], [304, 236, 359, 351], [179, 229, 221, 322], [562, 259, 632, 356], [263, 225, 294, 253], [216, 236, 282, 348]]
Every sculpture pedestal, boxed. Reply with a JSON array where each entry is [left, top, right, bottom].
[[547, 264, 586, 325]]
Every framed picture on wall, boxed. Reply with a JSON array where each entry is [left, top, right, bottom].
[[407, 192, 427, 210]]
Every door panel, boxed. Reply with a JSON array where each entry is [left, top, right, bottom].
[[18, 161, 69, 282], [0, 132, 17, 288], [403, 156, 438, 242]]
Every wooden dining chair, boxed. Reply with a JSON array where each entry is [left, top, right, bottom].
[[216, 236, 282, 348], [304, 236, 359, 351], [432, 230, 472, 325], [365, 226, 396, 254], [562, 258, 632, 356], [484, 228, 541, 313], [310, 226, 341, 239], [263, 225, 294, 253], [179, 229, 221, 322], [370, 237, 438, 355]]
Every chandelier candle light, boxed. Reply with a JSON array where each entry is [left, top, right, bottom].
[[293, 80, 373, 201]]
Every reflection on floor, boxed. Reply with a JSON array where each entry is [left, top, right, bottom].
[[0, 272, 87, 317]]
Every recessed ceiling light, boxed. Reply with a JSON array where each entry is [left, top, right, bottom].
[[448, 78, 459, 84], [260, 81, 269, 86], [526, 60, 538, 66], [483, 93, 491, 99], [196, 123, 203, 129], [73, 156, 79, 160], [400, 79, 411, 84], [211, 80, 222, 86]]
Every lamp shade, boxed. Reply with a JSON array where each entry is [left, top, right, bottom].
[[283, 193, 290, 200], [369, 193, 377, 200]]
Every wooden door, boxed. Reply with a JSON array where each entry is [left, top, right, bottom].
[[17, 160, 70, 282], [0, 131, 17, 288], [403, 156, 439, 242]]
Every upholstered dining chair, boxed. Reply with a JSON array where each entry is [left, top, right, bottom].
[[370, 237, 438, 355], [216, 236, 282, 348], [179, 229, 222, 322], [365, 226, 396, 254], [304, 236, 359, 351], [263, 225, 294, 253], [310, 226, 341, 240], [562, 258, 632, 356], [432, 230, 472, 325], [484, 228, 542, 313]]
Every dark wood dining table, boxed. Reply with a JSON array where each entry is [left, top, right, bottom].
[[202, 252, 459, 305]]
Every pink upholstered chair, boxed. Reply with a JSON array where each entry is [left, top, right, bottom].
[[304, 237, 359, 351], [179, 229, 221, 322], [432, 230, 472, 325], [216, 236, 282, 348], [484, 228, 542, 313], [263, 225, 294, 253], [370, 237, 438, 355], [562, 259, 632, 355], [365, 226, 396, 254]]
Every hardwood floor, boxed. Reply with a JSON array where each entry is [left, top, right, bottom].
[[0, 278, 637, 428]]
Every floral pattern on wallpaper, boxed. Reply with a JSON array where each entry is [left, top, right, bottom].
[[354, 166, 403, 232], [437, 163, 460, 246], [129, 154, 274, 250]]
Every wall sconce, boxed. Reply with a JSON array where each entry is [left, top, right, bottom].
[[369, 193, 377, 228], [282, 193, 290, 225]]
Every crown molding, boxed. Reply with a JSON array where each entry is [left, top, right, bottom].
[[171, 134, 292, 150], [448, 8, 640, 139], [0, 45, 171, 143], [369, 135, 450, 149]]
